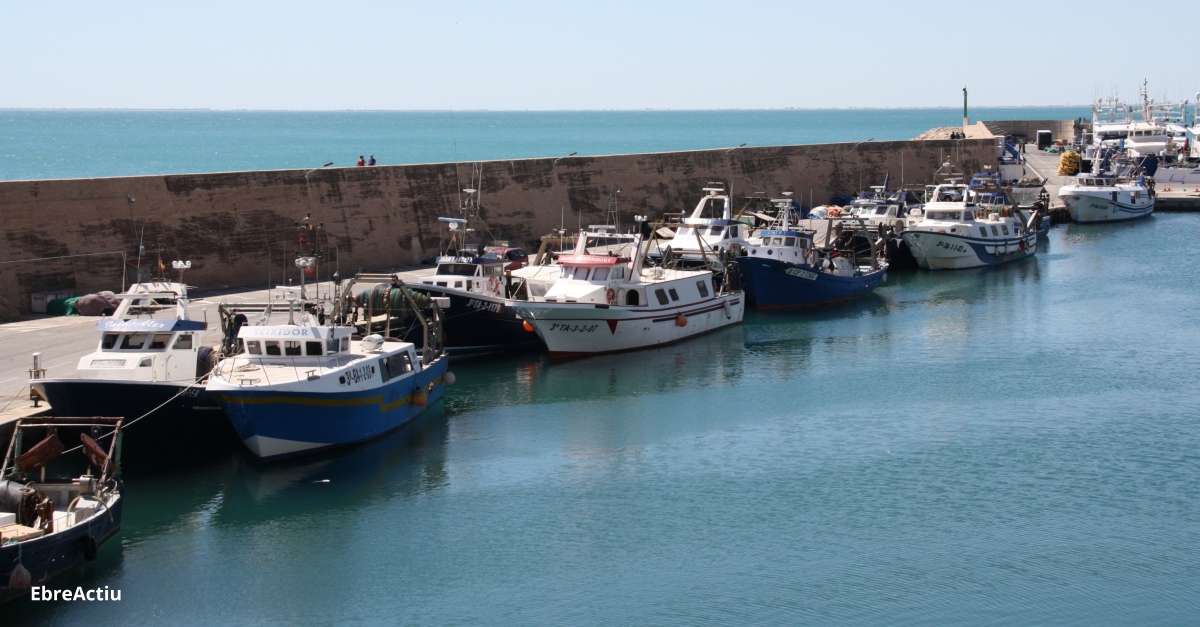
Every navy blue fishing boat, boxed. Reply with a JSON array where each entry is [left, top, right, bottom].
[[1, 417, 124, 604], [735, 195, 888, 309]]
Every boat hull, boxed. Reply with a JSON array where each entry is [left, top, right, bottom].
[[900, 230, 1037, 270], [210, 356, 448, 461], [0, 492, 123, 605], [31, 379, 235, 450], [1062, 194, 1154, 224], [736, 257, 887, 309], [406, 286, 542, 355], [512, 294, 744, 358]]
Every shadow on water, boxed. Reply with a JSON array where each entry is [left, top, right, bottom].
[[445, 326, 750, 412]]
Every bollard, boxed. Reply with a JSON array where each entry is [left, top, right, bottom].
[[28, 353, 47, 406]]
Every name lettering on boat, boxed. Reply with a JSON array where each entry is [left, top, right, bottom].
[[935, 241, 967, 253], [548, 323, 600, 333], [785, 268, 818, 281], [467, 298, 502, 314], [341, 363, 375, 386]]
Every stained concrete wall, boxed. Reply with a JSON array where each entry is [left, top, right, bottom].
[[0, 139, 994, 311], [983, 119, 1085, 142]]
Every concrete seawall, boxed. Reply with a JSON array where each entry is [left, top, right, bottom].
[[0, 138, 994, 311]]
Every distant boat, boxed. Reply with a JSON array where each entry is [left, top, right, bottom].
[[1059, 174, 1154, 224], [652, 182, 755, 264], [736, 195, 888, 308], [900, 182, 1040, 270]]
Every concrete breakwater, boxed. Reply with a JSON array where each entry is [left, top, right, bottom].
[[0, 138, 994, 311]]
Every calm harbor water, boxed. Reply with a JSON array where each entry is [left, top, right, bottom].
[[0, 107, 1091, 181], [4, 214, 1198, 625]]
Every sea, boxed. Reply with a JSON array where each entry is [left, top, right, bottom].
[[0, 107, 1091, 181], [3, 108, 1199, 626]]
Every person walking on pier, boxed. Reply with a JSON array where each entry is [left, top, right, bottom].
[[368, 155, 376, 166], [356, 155, 366, 166]]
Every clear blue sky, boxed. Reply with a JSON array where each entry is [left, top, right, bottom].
[[1, 1, 1194, 110]]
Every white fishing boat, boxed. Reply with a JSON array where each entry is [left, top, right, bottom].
[[899, 183, 1039, 270], [1091, 96, 1132, 147], [510, 220, 745, 358], [1125, 121, 1171, 157], [1058, 174, 1154, 223], [654, 183, 754, 263], [30, 281, 228, 448]]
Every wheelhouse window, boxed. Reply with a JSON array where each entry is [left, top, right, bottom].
[[729, 226, 739, 238], [120, 333, 150, 350], [708, 226, 724, 237], [101, 333, 119, 349], [978, 227, 988, 237], [284, 341, 302, 356], [172, 334, 193, 350], [784, 237, 796, 247], [655, 289, 670, 305], [341, 338, 350, 351], [1001, 225, 1009, 235], [696, 280, 709, 297], [573, 267, 590, 280], [247, 340, 262, 355], [592, 267, 609, 281], [612, 267, 625, 280], [306, 341, 323, 356], [326, 337, 339, 354], [265, 341, 282, 356], [668, 288, 679, 301], [149, 334, 172, 350], [991, 226, 1000, 236], [436, 263, 478, 276]]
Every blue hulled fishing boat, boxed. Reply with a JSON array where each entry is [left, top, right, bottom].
[[735, 195, 888, 309], [206, 275, 451, 461]]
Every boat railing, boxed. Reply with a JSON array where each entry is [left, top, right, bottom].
[[216, 355, 357, 386]]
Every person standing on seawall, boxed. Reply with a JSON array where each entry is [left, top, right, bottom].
[[368, 155, 376, 166], [356, 156, 366, 166]]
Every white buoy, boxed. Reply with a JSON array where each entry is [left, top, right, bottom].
[[443, 371, 456, 385], [361, 334, 384, 352]]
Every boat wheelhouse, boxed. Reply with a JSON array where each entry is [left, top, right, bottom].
[[656, 183, 754, 263], [899, 188, 1039, 270]]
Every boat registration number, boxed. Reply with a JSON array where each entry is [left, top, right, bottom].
[[785, 268, 817, 280], [548, 323, 599, 333], [936, 241, 966, 253], [341, 364, 375, 387], [467, 298, 502, 314]]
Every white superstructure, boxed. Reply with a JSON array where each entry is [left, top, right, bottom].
[[1058, 175, 1155, 224]]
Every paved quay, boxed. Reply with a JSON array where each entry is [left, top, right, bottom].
[[0, 266, 434, 428]]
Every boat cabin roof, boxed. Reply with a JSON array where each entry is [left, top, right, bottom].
[[760, 229, 810, 239], [237, 325, 354, 340], [96, 318, 206, 333]]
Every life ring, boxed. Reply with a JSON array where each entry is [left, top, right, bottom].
[[488, 276, 500, 292], [606, 288, 616, 304]]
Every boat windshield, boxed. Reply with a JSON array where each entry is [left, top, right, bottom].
[[927, 211, 962, 220], [436, 263, 478, 276]]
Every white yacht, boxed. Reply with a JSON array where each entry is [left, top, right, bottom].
[[1058, 175, 1154, 223], [510, 222, 744, 358]]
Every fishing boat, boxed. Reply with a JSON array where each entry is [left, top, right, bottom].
[[1058, 174, 1155, 223], [736, 194, 888, 309], [968, 170, 1050, 235], [899, 182, 1040, 270], [206, 275, 451, 461], [653, 183, 755, 264], [1, 417, 124, 604], [405, 190, 540, 355], [30, 281, 228, 447], [510, 219, 745, 358]]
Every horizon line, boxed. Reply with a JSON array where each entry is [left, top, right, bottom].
[[0, 105, 1093, 113]]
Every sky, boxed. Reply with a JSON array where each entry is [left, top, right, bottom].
[[1, 1, 1195, 111]]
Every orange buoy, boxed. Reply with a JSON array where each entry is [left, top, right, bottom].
[[412, 387, 428, 407], [675, 314, 687, 327], [522, 320, 535, 332]]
